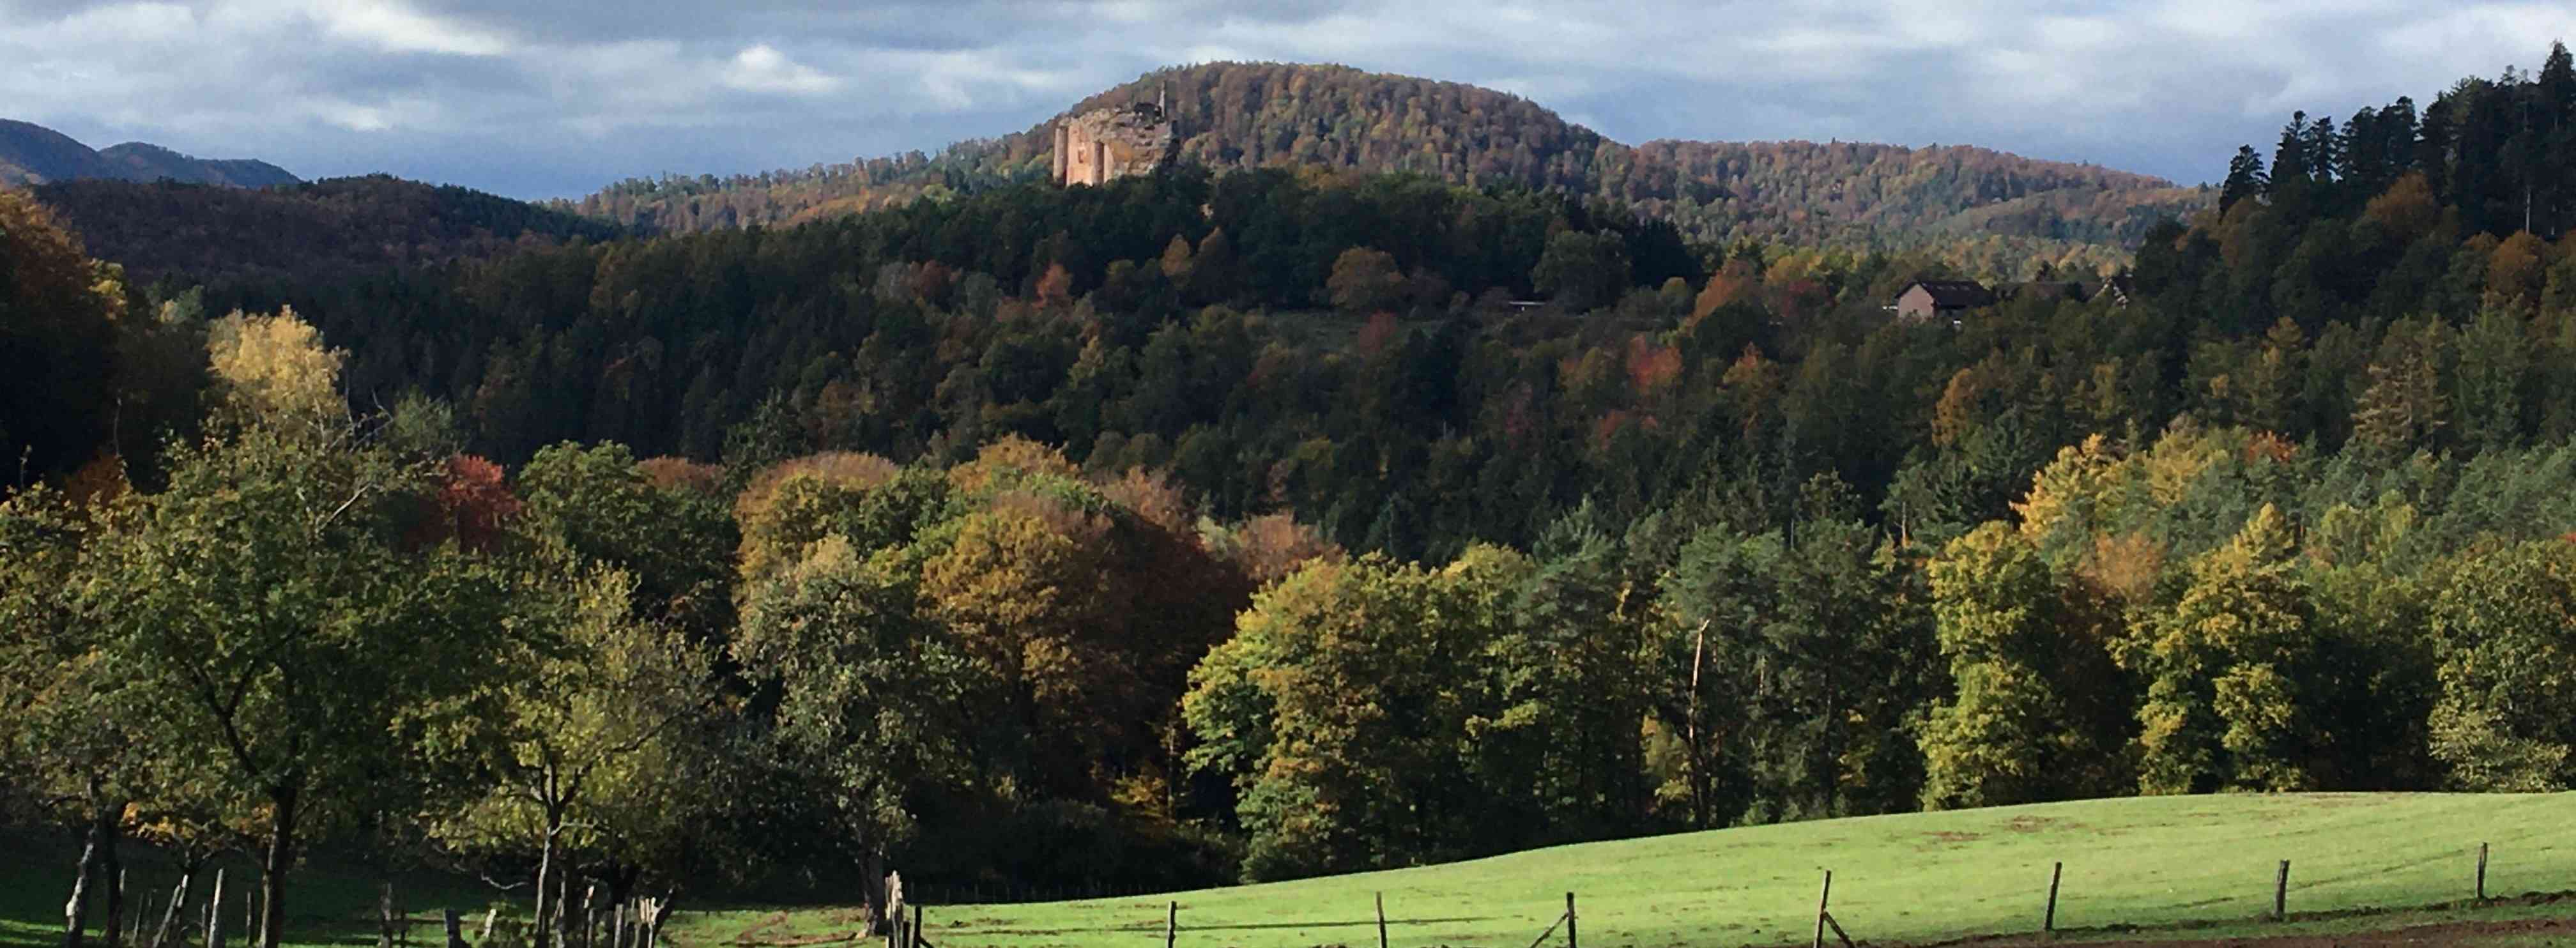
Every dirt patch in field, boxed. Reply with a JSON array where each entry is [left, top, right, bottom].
[[1924, 831, 1985, 846], [735, 931, 858, 947], [1912, 892, 2576, 948], [730, 912, 790, 945]]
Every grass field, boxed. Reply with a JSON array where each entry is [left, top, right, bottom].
[[668, 793, 2576, 948], [13, 793, 2576, 948], [0, 839, 514, 948]]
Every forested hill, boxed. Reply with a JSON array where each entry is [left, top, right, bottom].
[[34, 174, 626, 290], [0, 118, 298, 188], [569, 62, 2211, 271]]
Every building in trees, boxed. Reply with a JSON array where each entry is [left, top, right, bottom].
[[1890, 279, 1999, 320], [1053, 93, 1177, 187]]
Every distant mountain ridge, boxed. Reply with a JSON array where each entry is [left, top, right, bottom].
[[572, 62, 2210, 266], [0, 119, 298, 188], [36, 174, 624, 289]]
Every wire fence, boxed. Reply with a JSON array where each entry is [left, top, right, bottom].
[[873, 837, 2559, 948]]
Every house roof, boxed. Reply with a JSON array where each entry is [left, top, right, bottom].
[[1901, 280, 1997, 308]]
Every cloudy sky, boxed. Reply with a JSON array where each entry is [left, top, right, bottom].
[[3, 0, 2570, 200]]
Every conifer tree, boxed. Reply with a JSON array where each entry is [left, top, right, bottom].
[[2221, 146, 2269, 209]]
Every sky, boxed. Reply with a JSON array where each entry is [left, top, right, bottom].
[[2, 0, 2571, 201]]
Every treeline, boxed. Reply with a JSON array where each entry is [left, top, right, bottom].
[[563, 61, 2204, 271]]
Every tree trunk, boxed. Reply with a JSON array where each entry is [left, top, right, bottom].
[[532, 830, 555, 948], [102, 811, 126, 948], [63, 848, 91, 948], [1685, 621, 1712, 829], [857, 850, 888, 937], [65, 794, 105, 948], [153, 864, 195, 948], [601, 864, 641, 948], [259, 783, 298, 948]]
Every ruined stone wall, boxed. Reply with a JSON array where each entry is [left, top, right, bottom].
[[1053, 105, 1174, 187]]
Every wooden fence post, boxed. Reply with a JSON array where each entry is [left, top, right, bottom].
[[1375, 893, 1388, 948], [2044, 862, 2062, 934], [443, 909, 464, 948], [1564, 892, 1577, 948], [2273, 860, 2289, 921], [1813, 871, 1832, 948], [1165, 902, 1177, 948], [152, 875, 186, 948], [204, 870, 224, 948], [2478, 843, 2490, 901], [628, 901, 659, 948]]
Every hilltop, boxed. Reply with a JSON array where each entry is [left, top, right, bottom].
[[571, 62, 2210, 262], [34, 174, 624, 289], [0, 118, 298, 188]]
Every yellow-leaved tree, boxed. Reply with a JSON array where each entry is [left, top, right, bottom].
[[204, 308, 347, 435], [2119, 504, 2318, 793]]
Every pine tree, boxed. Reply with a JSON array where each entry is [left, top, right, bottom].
[[2270, 111, 2312, 192], [2417, 97, 2454, 198], [2382, 96, 2422, 180], [2304, 115, 2342, 185], [2539, 42, 2575, 235], [2341, 107, 2386, 195], [2221, 146, 2270, 209]]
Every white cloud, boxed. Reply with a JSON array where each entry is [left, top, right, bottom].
[[722, 44, 842, 95], [305, 0, 512, 56], [3, 0, 2572, 197], [310, 100, 394, 132]]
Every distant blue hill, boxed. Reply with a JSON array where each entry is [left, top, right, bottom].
[[1, 119, 298, 188]]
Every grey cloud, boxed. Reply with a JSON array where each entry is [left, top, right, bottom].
[[0, 0, 2569, 199]]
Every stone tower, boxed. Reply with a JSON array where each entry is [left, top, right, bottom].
[[1052, 88, 1177, 187]]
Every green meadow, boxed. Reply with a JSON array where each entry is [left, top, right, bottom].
[[671, 793, 2576, 948], [15, 793, 2576, 948]]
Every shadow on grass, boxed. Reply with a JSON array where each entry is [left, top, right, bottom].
[[941, 917, 1498, 937]]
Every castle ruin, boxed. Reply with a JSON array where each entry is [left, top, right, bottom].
[[1053, 90, 1176, 187]]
